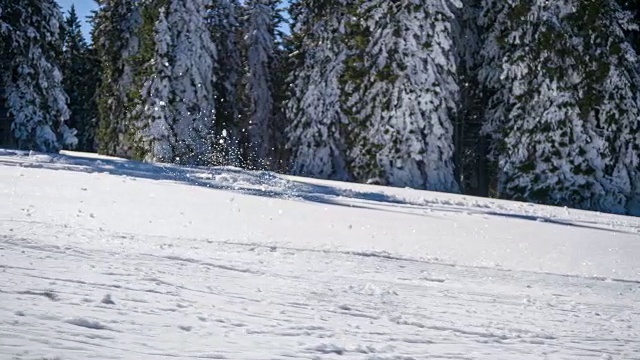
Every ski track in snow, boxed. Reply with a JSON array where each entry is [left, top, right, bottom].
[[0, 149, 639, 359], [1, 233, 639, 359]]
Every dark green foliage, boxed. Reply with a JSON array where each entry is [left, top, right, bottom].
[[61, 5, 100, 152], [265, 43, 291, 172], [338, 0, 372, 178], [92, 0, 141, 157], [126, 0, 165, 161]]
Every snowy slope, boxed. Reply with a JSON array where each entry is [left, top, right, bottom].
[[1, 149, 639, 359]]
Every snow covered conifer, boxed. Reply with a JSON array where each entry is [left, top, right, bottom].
[[571, 0, 640, 214], [92, 0, 142, 157], [243, 0, 281, 169], [451, 0, 493, 196], [285, 0, 351, 180], [340, 0, 461, 191], [267, 38, 292, 172], [1, 2, 11, 147], [128, 1, 171, 162], [62, 5, 100, 152], [0, 0, 77, 152], [478, 0, 640, 213], [478, 0, 607, 209], [134, 0, 218, 166], [208, 0, 244, 165]]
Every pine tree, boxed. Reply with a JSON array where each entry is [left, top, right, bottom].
[[208, 0, 244, 165], [268, 34, 293, 172], [452, 0, 493, 196], [285, 0, 351, 181], [0, 0, 77, 152], [131, 2, 172, 162], [243, 0, 281, 169], [479, 0, 603, 209], [478, 0, 640, 213], [133, 0, 219, 166], [92, 0, 142, 157], [340, 0, 461, 191], [573, 0, 640, 214], [62, 5, 100, 152], [127, 0, 166, 161], [1, 2, 10, 146]]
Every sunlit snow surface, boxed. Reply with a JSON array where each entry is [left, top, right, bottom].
[[1, 149, 639, 359]]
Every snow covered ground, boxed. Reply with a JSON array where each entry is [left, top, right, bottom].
[[1, 149, 639, 359]]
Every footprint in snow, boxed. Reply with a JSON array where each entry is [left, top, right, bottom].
[[65, 317, 111, 330], [101, 294, 115, 305]]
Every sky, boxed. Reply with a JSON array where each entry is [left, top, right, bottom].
[[57, 0, 96, 40]]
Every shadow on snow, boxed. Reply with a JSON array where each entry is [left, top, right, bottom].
[[0, 149, 635, 236]]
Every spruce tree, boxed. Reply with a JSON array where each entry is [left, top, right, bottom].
[[62, 5, 100, 152], [453, 0, 492, 196], [479, 0, 602, 209], [268, 35, 292, 172], [340, 0, 461, 191], [478, 0, 640, 213], [243, 0, 281, 169], [573, 0, 640, 214], [133, 0, 219, 166], [1, 2, 10, 146], [208, 0, 244, 165], [285, 0, 351, 181], [0, 0, 77, 152], [92, 0, 142, 157], [127, 0, 166, 161]]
